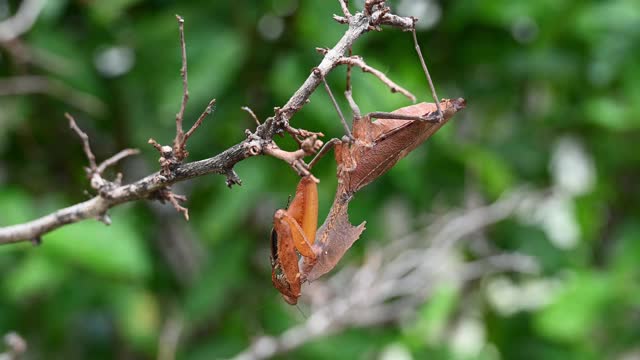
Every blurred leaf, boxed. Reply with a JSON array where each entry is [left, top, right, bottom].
[[43, 213, 151, 280], [196, 163, 267, 244], [404, 284, 459, 348], [184, 239, 250, 322], [463, 147, 515, 197], [0, 188, 35, 227], [4, 253, 67, 302], [573, 0, 640, 42], [610, 222, 640, 275], [157, 29, 247, 123], [534, 272, 612, 342], [112, 286, 160, 352], [40, 0, 70, 23], [88, 0, 144, 24], [584, 97, 639, 131], [29, 29, 103, 97]]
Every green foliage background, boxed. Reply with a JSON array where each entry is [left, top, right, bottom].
[[1, 0, 639, 359]]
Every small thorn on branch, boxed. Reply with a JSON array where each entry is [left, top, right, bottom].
[[315, 47, 329, 55], [333, 15, 348, 24], [30, 236, 42, 246], [98, 213, 112, 225], [148, 138, 163, 152], [412, 28, 443, 120], [225, 169, 242, 188]]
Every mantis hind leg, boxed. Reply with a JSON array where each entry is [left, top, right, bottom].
[[411, 28, 443, 121], [308, 138, 343, 169]]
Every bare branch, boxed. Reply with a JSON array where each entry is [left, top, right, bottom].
[[0, 6, 421, 244], [0, 140, 254, 244], [158, 311, 184, 360], [338, 0, 351, 18], [364, 0, 385, 16], [332, 15, 348, 24], [379, 13, 414, 29], [263, 139, 321, 182], [96, 149, 141, 174], [174, 14, 189, 151], [66, 113, 97, 171], [276, 9, 414, 124], [0, 0, 45, 42], [0, 76, 106, 115], [0, 331, 27, 360], [184, 98, 216, 143], [345, 47, 353, 93], [337, 55, 416, 102]]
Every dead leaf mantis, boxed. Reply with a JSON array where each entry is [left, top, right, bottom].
[[270, 175, 319, 305], [270, 25, 466, 304]]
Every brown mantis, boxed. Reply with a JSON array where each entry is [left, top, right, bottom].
[[270, 176, 319, 305], [270, 17, 467, 305]]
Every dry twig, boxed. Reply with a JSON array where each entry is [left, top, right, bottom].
[[0, 2, 424, 245], [0, 76, 106, 115], [0, 331, 27, 360], [0, 0, 45, 42]]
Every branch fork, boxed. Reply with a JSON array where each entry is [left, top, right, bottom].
[[0, 1, 430, 244], [146, 16, 219, 217]]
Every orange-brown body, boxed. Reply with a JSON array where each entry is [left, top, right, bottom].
[[272, 99, 466, 303], [270, 176, 319, 305]]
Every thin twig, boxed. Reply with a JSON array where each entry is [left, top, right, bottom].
[[66, 113, 97, 171], [96, 149, 141, 174], [241, 106, 261, 126], [0, 331, 27, 360], [338, 0, 351, 18], [175, 15, 189, 146], [0, 76, 106, 116], [308, 138, 342, 170], [412, 28, 442, 118], [277, 8, 414, 124], [0, 0, 45, 42], [0, 6, 419, 244], [337, 56, 416, 102], [184, 99, 216, 143], [345, 47, 353, 93], [158, 311, 184, 360], [345, 88, 361, 118]]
